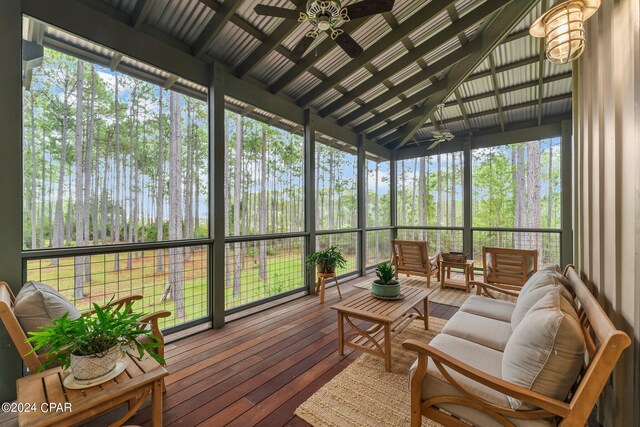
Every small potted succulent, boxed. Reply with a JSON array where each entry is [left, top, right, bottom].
[[306, 245, 348, 274], [371, 261, 400, 298], [26, 301, 164, 380]]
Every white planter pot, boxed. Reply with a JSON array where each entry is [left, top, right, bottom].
[[70, 345, 123, 380]]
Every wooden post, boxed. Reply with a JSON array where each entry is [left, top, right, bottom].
[[209, 61, 225, 328], [304, 109, 316, 293], [357, 136, 367, 275], [560, 119, 573, 267], [0, 0, 24, 402], [463, 140, 472, 258]]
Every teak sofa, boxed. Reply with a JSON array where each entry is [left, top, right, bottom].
[[392, 240, 441, 287], [403, 265, 631, 426]]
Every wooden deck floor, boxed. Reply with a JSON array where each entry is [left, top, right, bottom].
[[0, 275, 458, 427]]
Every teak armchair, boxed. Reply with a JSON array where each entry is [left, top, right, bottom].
[[402, 265, 631, 426], [392, 240, 441, 287], [476, 246, 538, 296], [0, 281, 170, 375]]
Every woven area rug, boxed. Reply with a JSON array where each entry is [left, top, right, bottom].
[[352, 275, 515, 306], [295, 317, 446, 427]]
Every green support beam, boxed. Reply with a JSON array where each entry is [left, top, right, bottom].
[[209, 61, 226, 328], [298, 0, 502, 106], [234, 0, 305, 78], [304, 110, 317, 292], [390, 0, 541, 149], [192, 0, 242, 58], [0, 0, 24, 403]]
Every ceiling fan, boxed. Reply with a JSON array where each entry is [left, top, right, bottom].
[[254, 0, 395, 60], [424, 103, 455, 150]]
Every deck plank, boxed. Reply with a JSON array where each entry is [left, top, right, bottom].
[[5, 275, 459, 427]]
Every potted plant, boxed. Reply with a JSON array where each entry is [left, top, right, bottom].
[[26, 301, 164, 380], [372, 261, 401, 298], [306, 246, 348, 274]]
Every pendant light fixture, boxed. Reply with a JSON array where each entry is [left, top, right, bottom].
[[530, 0, 600, 64]]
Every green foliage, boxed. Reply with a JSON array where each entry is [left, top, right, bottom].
[[306, 246, 348, 272], [375, 261, 396, 285], [26, 300, 164, 371]]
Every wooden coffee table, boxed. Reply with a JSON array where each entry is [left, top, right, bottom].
[[439, 259, 475, 292], [16, 352, 168, 427], [331, 286, 431, 372]]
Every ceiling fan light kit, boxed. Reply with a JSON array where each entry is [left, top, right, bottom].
[[530, 0, 600, 64], [254, 0, 395, 60]]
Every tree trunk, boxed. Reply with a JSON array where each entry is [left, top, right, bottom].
[[74, 59, 86, 299], [114, 75, 121, 270], [233, 114, 243, 299], [163, 91, 184, 318], [156, 88, 165, 272], [259, 127, 268, 283], [515, 144, 526, 247], [52, 81, 71, 259], [527, 141, 542, 258]]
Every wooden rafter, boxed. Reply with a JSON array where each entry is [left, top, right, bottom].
[[234, 0, 306, 78], [453, 88, 472, 134], [353, 79, 449, 135], [268, 16, 376, 94], [333, 40, 480, 125], [192, 0, 242, 58], [296, 0, 460, 108], [488, 53, 506, 132], [388, 0, 541, 149], [444, 72, 571, 107], [110, 52, 123, 71], [130, 0, 156, 29]]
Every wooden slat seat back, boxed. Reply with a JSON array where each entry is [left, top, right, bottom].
[[402, 265, 632, 426], [482, 246, 538, 288], [0, 281, 43, 373], [392, 240, 440, 287]]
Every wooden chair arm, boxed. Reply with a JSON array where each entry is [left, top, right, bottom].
[[470, 281, 520, 298], [139, 310, 172, 333], [84, 295, 144, 315], [402, 339, 571, 418]]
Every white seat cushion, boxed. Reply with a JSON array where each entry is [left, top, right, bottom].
[[503, 289, 585, 410], [409, 334, 554, 427], [459, 294, 516, 323], [442, 311, 512, 351]]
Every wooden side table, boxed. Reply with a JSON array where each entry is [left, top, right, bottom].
[[16, 352, 168, 427], [439, 259, 475, 293], [315, 272, 342, 304]]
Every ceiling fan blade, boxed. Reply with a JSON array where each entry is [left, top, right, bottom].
[[290, 35, 315, 61], [344, 0, 395, 20], [333, 31, 364, 59], [254, 5, 301, 19], [427, 140, 441, 150]]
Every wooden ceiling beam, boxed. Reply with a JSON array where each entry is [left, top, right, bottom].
[[488, 53, 506, 132], [130, 0, 156, 29], [268, 16, 376, 94], [453, 88, 472, 134], [443, 72, 571, 107], [234, 0, 306, 78], [389, 0, 541, 150], [353, 79, 449, 135], [438, 93, 572, 127], [192, 0, 242, 58], [296, 0, 460, 108], [332, 39, 480, 125]]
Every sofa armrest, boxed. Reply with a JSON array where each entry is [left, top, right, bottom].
[[402, 339, 570, 419], [470, 281, 520, 299]]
